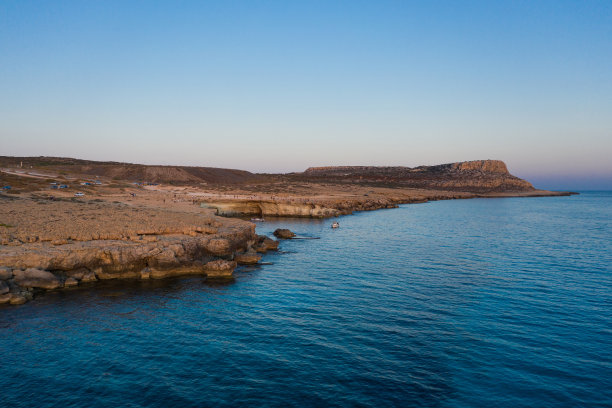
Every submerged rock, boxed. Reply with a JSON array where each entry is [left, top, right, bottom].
[[273, 229, 296, 239]]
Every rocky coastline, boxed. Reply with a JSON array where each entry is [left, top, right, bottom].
[[0, 197, 279, 306], [200, 189, 575, 219], [197, 160, 576, 218], [0, 157, 577, 306]]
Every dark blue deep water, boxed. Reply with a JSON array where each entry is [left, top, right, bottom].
[[1, 192, 611, 407]]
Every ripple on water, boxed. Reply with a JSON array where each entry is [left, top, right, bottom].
[[1, 193, 611, 407]]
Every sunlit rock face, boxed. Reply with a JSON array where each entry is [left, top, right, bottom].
[[302, 159, 534, 193]]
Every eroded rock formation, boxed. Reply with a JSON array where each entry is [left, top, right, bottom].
[[0, 197, 272, 305], [234, 251, 262, 265], [273, 229, 296, 239]]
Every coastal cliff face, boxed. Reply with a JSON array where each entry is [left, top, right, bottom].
[[0, 197, 265, 305], [449, 160, 509, 173], [201, 195, 460, 218], [302, 160, 534, 193], [202, 200, 342, 218]]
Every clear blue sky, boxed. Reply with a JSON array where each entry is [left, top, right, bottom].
[[1, 1, 611, 189]]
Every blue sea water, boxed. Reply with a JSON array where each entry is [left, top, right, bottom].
[[1, 192, 611, 407]]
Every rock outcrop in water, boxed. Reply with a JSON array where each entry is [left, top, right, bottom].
[[0, 196, 269, 305], [234, 251, 262, 265], [273, 229, 296, 239], [0, 231, 258, 305], [254, 236, 280, 252]]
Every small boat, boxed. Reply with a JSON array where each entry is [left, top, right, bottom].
[[331, 222, 339, 228], [251, 217, 265, 222]]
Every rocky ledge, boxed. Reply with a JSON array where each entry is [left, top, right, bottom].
[[0, 197, 279, 305]]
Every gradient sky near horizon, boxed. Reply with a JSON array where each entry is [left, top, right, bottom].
[[1, 1, 611, 189]]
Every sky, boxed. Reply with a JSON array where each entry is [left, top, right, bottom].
[[1, 1, 611, 190]]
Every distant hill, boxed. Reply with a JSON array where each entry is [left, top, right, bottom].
[[0, 157, 535, 192], [298, 160, 534, 192], [0, 156, 259, 185]]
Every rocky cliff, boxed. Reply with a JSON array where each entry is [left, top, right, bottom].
[[302, 160, 534, 193]]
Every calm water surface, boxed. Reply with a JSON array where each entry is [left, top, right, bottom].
[[1, 192, 611, 407]]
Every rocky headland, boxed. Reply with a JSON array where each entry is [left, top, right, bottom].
[[198, 160, 574, 218], [299, 160, 535, 192], [0, 196, 277, 305], [0, 156, 575, 306]]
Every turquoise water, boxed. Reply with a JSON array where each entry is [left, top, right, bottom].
[[1, 192, 611, 407]]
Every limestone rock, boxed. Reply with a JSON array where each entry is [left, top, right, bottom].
[[0, 293, 10, 304], [0, 266, 12, 280], [149, 249, 180, 268], [302, 160, 534, 193], [234, 252, 261, 265], [273, 229, 296, 239], [140, 268, 151, 279], [0, 198, 258, 305], [253, 245, 267, 253], [148, 264, 206, 279], [13, 268, 61, 290], [204, 259, 236, 278], [9, 293, 27, 305], [205, 238, 231, 255], [450, 160, 508, 174], [80, 270, 98, 283], [65, 267, 88, 280], [257, 236, 279, 252], [196, 226, 217, 234]]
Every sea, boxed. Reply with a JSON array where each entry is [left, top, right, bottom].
[[1, 192, 610, 407]]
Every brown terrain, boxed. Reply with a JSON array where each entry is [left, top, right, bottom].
[[0, 156, 574, 305]]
